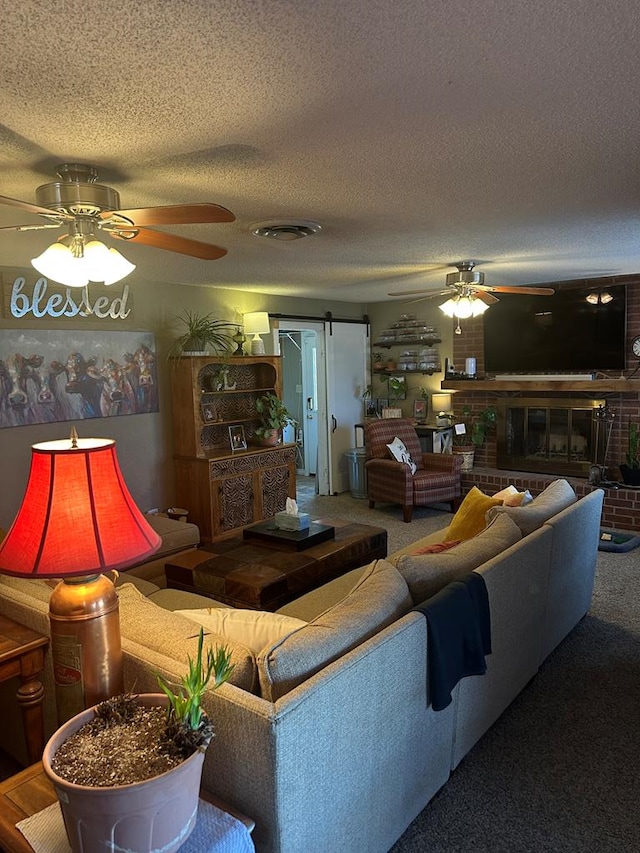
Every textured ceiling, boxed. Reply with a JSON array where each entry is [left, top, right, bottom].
[[0, 0, 639, 303]]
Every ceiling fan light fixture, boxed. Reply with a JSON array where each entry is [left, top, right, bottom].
[[31, 236, 135, 288], [31, 242, 88, 288], [438, 298, 457, 318], [586, 290, 613, 305]]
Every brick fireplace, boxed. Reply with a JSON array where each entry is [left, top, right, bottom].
[[446, 273, 640, 531]]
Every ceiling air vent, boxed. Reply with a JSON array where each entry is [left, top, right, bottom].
[[251, 220, 322, 241]]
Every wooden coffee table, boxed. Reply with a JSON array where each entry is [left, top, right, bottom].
[[165, 518, 388, 610]]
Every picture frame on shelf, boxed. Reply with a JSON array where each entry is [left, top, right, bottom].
[[413, 400, 427, 422], [201, 401, 217, 423], [229, 424, 247, 452]]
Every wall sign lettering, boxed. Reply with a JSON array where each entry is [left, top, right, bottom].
[[7, 275, 131, 320]]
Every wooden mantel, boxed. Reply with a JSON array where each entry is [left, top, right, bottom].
[[442, 379, 640, 393]]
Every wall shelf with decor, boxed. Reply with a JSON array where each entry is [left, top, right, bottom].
[[170, 355, 296, 541]]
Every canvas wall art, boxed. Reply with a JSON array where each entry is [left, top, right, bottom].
[[0, 329, 158, 429]]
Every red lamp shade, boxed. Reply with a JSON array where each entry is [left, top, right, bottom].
[[0, 437, 161, 577]]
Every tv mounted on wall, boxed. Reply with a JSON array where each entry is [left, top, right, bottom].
[[483, 284, 627, 373]]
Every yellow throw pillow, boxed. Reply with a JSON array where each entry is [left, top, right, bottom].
[[447, 486, 503, 541]]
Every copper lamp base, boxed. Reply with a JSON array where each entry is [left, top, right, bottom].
[[49, 573, 123, 724]]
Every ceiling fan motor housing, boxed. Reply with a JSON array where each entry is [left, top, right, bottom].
[[36, 181, 121, 217], [446, 261, 485, 288]]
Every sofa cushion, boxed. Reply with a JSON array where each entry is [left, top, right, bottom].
[[396, 513, 522, 603], [144, 513, 200, 556], [447, 486, 503, 541], [257, 559, 412, 701], [411, 540, 461, 555], [487, 478, 577, 536], [176, 607, 307, 655], [116, 583, 258, 693], [0, 574, 54, 602]]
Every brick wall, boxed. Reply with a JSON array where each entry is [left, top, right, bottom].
[[448, 275, 640, 484], [461, 469, 639, 531]]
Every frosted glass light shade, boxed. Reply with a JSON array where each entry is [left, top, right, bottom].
[[32, 239, 135, 287]]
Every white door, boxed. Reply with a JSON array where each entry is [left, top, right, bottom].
[[325, 323, 369, 494], [301, 330, 318, 475]]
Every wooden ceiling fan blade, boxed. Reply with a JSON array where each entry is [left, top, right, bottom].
[[0, 193, 69, 219], [481, 284, 555, 295], [111, 227, 228, 259], [388, 287, 450, 297], [0, 222, 62, 232], [475, 290, 499, 305], [103, 203, 235, 226]]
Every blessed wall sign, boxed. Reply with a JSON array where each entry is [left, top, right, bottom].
[[2, 272, 132, 320]]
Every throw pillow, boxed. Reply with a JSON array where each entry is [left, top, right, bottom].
[[386, 436, 417, 475], [447, 486, 503, 541], [257, 559, 412, 701], [493, 485, 533, 507], [411, 540, 461, 555], [486, 478, 577, 536], [396, 513, 522, 603], [116, 583, 258, 693], [175, 607, 307, 655]]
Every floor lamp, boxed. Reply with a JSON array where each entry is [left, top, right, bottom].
[[0, 433, 161, 723]]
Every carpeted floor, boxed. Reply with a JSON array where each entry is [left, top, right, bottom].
[[298, 483, 640, 853]]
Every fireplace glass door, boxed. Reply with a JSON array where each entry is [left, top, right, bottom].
[[498, 398, 605, 477]]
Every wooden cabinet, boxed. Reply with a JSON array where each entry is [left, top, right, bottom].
[[170, 356, 297, 541]]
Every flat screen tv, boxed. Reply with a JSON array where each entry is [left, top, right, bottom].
[[483, 284, 627, 373]]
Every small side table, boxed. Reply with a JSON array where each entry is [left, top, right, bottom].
[[0, 615, 49, 765], [0, 762, 255, 853]]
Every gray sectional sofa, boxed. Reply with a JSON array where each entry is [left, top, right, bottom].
[[0, 480, 604, 853]]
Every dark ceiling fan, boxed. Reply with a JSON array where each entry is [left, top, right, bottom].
[[0, 163, 235, 260]]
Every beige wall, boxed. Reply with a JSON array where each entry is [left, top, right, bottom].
[[0, 267, 366, 528], [366, 299, 454, 416]]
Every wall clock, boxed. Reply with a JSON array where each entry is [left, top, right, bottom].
[[632, 335, 640, 358]]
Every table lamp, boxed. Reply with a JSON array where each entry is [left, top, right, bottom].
[[243, 311, 270, 355], [432, 393, 453, 426], [0, 431, 161, 723]]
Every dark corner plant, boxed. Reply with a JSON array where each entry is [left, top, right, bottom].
[[167, 310, 236, 359], [625, 420, 640, 469], [156, 627, 234, 754], [454, 404, 498, 447], [255, 392, 296, 438]]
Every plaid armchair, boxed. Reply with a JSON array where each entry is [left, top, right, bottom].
[[364, 419, 462, 522]]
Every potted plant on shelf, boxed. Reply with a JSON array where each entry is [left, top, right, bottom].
[[167, 310, 236, 358], [255, 391, 296, 446], [372, 352, 386, 370], [619, 420, 640, 485], [43, 629, 234, 853]]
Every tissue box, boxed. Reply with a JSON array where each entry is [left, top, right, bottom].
[[274, 511, 310, 531]]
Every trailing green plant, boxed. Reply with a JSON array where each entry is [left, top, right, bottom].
[[453, 404, 497, 447], [167, 310, 236, 359], [625, 420, 640, 469], [155, 627, 234, 752], [380, 374, 406, 401], [255, 391, 297, 438]]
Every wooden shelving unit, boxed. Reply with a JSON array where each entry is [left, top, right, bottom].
[[170, 356, 296, 542]]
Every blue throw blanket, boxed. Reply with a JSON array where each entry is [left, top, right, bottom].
[[413, 572, 491, 712]]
